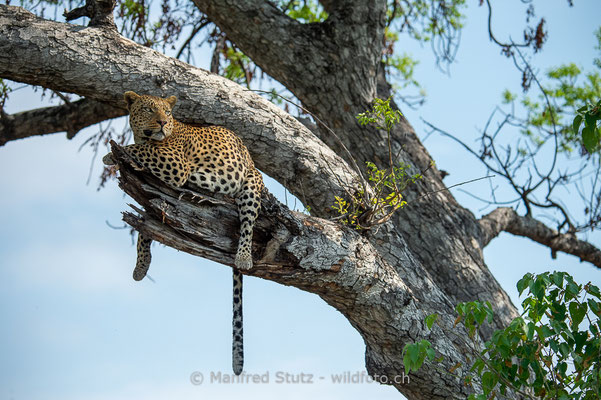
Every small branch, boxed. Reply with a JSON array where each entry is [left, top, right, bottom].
[[64, 0, 117, 29], [175, 19, 211, 60], [0, 98, 125, 146], [478, 207, 601, 269]]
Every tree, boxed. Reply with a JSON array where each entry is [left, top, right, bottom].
[[0, 1, 599, 398]]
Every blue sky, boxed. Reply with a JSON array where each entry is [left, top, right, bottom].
[[1, 1, 600, 399]]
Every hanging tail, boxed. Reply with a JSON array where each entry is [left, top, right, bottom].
[[232, 269, 244, 375]]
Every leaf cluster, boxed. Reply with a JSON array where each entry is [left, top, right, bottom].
[[356, 97, 404, 133], [404, 272, 601, 399], [331, 161, 421, 229], [221, 46, 253, 87], [573, 101, 601, 154], [502, 28, 601, 155], [332, 98, 425, 229]]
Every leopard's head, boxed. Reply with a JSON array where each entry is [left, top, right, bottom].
[[124, 91, 177, 143]]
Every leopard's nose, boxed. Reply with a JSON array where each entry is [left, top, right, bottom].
[[157, 120, 167, 127]]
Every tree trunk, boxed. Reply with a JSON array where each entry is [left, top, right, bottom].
[[0, 4, 531, 398], [193, 0, 519, 329]]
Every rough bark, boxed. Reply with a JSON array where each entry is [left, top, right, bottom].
[[0, 98, 125, 145], [3, 2, 598, 398], [478, 207, 601, 269]]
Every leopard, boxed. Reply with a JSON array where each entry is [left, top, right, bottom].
[[103, 91, 264, 376]]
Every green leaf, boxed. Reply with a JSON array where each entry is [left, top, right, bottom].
[[541, 323, 555, 339], [569, 301, 587, 329], [582, 125, 598, 153], [402, 351, 412, 374], [502, 89, 516, 103], [531, 276, 546, 300], [551, 271, 565, 288], [566, 281, 581, 300], [584, 111, 597, 128], [526, 322, 536, 340], [426, 347, 436, 361], [587, 283, 601, 299], [408, 343, 419, 364], [573, 114, 583, 135], [588, 299, 601, 317], [557, 361, 568, 378], [517, 273, 533, 296], [574, 331, 588, 353], [402, 343, 418, 373], [559, 342, 571, 358], [425, 313, 438, 330], [549, 338, 560, 353], [481, 371, 498, 395]]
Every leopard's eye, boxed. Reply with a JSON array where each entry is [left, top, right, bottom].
[[165, 110, 171, 116], [144, 107, 153, 113]]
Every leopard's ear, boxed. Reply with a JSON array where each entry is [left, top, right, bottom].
[[124, 91, 141, 110], [165, 95, 177, 109]]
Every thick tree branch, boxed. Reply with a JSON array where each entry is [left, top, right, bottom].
[[478, 207, 601, 269], [0, 5, 355, 217], [193, 0, 387, 109], [111, 141, 488, 398], [0, 98, 125, 146]]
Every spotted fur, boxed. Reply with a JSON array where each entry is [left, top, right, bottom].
[[105, 91, 263, 375], [232, 270, 244, 375]]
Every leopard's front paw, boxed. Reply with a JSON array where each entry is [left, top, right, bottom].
[[235, 252, 253, 270]]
